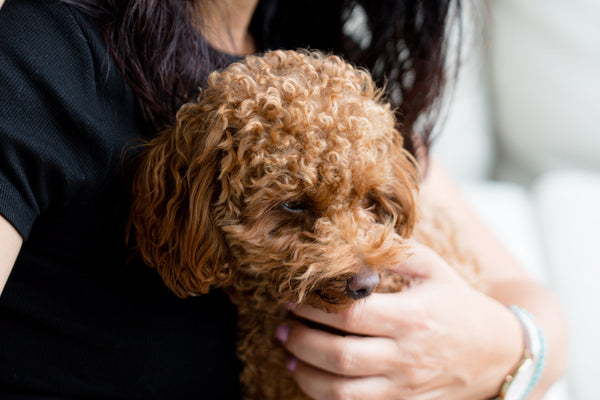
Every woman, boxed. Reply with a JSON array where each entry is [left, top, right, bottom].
[[0, 0, 567, 399]]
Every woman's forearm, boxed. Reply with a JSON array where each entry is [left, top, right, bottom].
[[421, 158, 569, 398], [0, 214, 22, 296]]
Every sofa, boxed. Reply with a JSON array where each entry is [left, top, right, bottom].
[[434, 1, 600, 399]]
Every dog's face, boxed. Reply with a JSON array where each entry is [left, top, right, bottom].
[[218, 122, 415, 310], [131, 50, 419, 311]]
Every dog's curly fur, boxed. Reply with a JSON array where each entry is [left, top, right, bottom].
[[129, 50, 478, 399]]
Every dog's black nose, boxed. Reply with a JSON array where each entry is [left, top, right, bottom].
[[346, 269, 380, 300]]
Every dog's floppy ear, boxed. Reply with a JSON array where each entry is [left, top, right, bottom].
[[129, 101, 232, 297]]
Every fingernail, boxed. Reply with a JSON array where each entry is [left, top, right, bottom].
[[285, 302, 297, 311], [275, 325, 290, 343], [287, 356, 298, 372]]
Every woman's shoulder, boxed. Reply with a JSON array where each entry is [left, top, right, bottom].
[[1, 0, 93, 49], [0, 0, 144, 239], [0, 0, 116, 113]]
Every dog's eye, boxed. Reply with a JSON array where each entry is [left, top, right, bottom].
[[365, 192, 385, 223], [282, 200, 308, 212], [363, 197, 376, 210]]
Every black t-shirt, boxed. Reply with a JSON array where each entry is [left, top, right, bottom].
[[0, 0, 241, 398]]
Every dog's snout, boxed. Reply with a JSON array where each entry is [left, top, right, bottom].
[[346, 269, 380, 300]]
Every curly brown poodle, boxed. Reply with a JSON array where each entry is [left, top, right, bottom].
[[129, 49, 478, 399]]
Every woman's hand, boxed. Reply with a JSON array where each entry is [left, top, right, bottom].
[[277, 241, 525, 400]]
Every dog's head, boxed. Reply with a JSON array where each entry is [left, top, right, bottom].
[[130, 50, 419, 311]]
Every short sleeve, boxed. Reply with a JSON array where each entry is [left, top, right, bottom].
[[0, 0, 129, 239]]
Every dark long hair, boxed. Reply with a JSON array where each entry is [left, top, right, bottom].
[[61, 0, 460, 156]]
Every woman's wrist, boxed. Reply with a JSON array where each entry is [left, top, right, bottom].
[[494, 306, 546, 400], [471, 296, 526, 400]]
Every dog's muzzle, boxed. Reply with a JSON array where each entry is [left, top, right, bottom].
[[345, 268, 380, 300], [310, 267, 381, 306]]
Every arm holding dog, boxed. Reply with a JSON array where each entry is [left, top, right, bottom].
[[421, 158, 568, 399], [281, 159, 568, 400]]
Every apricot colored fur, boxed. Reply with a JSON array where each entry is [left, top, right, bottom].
[[129, 50, 478, 399]]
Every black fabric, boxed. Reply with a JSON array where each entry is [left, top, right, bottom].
[[250, 0, 345, 54], [0, 0, 241, 398]]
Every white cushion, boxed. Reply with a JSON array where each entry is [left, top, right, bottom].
[[533, 171, 600, 400], [489, 0, 600, 184], [432, 1, 495, 181]]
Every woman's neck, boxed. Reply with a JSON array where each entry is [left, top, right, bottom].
[[198, 0, 259, 56]]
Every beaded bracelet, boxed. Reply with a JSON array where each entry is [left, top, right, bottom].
[[495, 306, 546, 400]]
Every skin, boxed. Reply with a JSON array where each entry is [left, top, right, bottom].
[[279, 241, 523, 400], [0, 0, 569, 398], [199, 0, 259, 56], [0, 214, 21, 295]]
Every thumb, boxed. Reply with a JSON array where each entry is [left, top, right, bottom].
[[390, 240, 452, 280]]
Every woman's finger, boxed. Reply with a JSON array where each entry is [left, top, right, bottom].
[[291, 358, 392, 400], [291, 294, 406, 337], [279, 322, 399, 376], [291, 241, 465, 336], [389, 239, 457, 279]]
